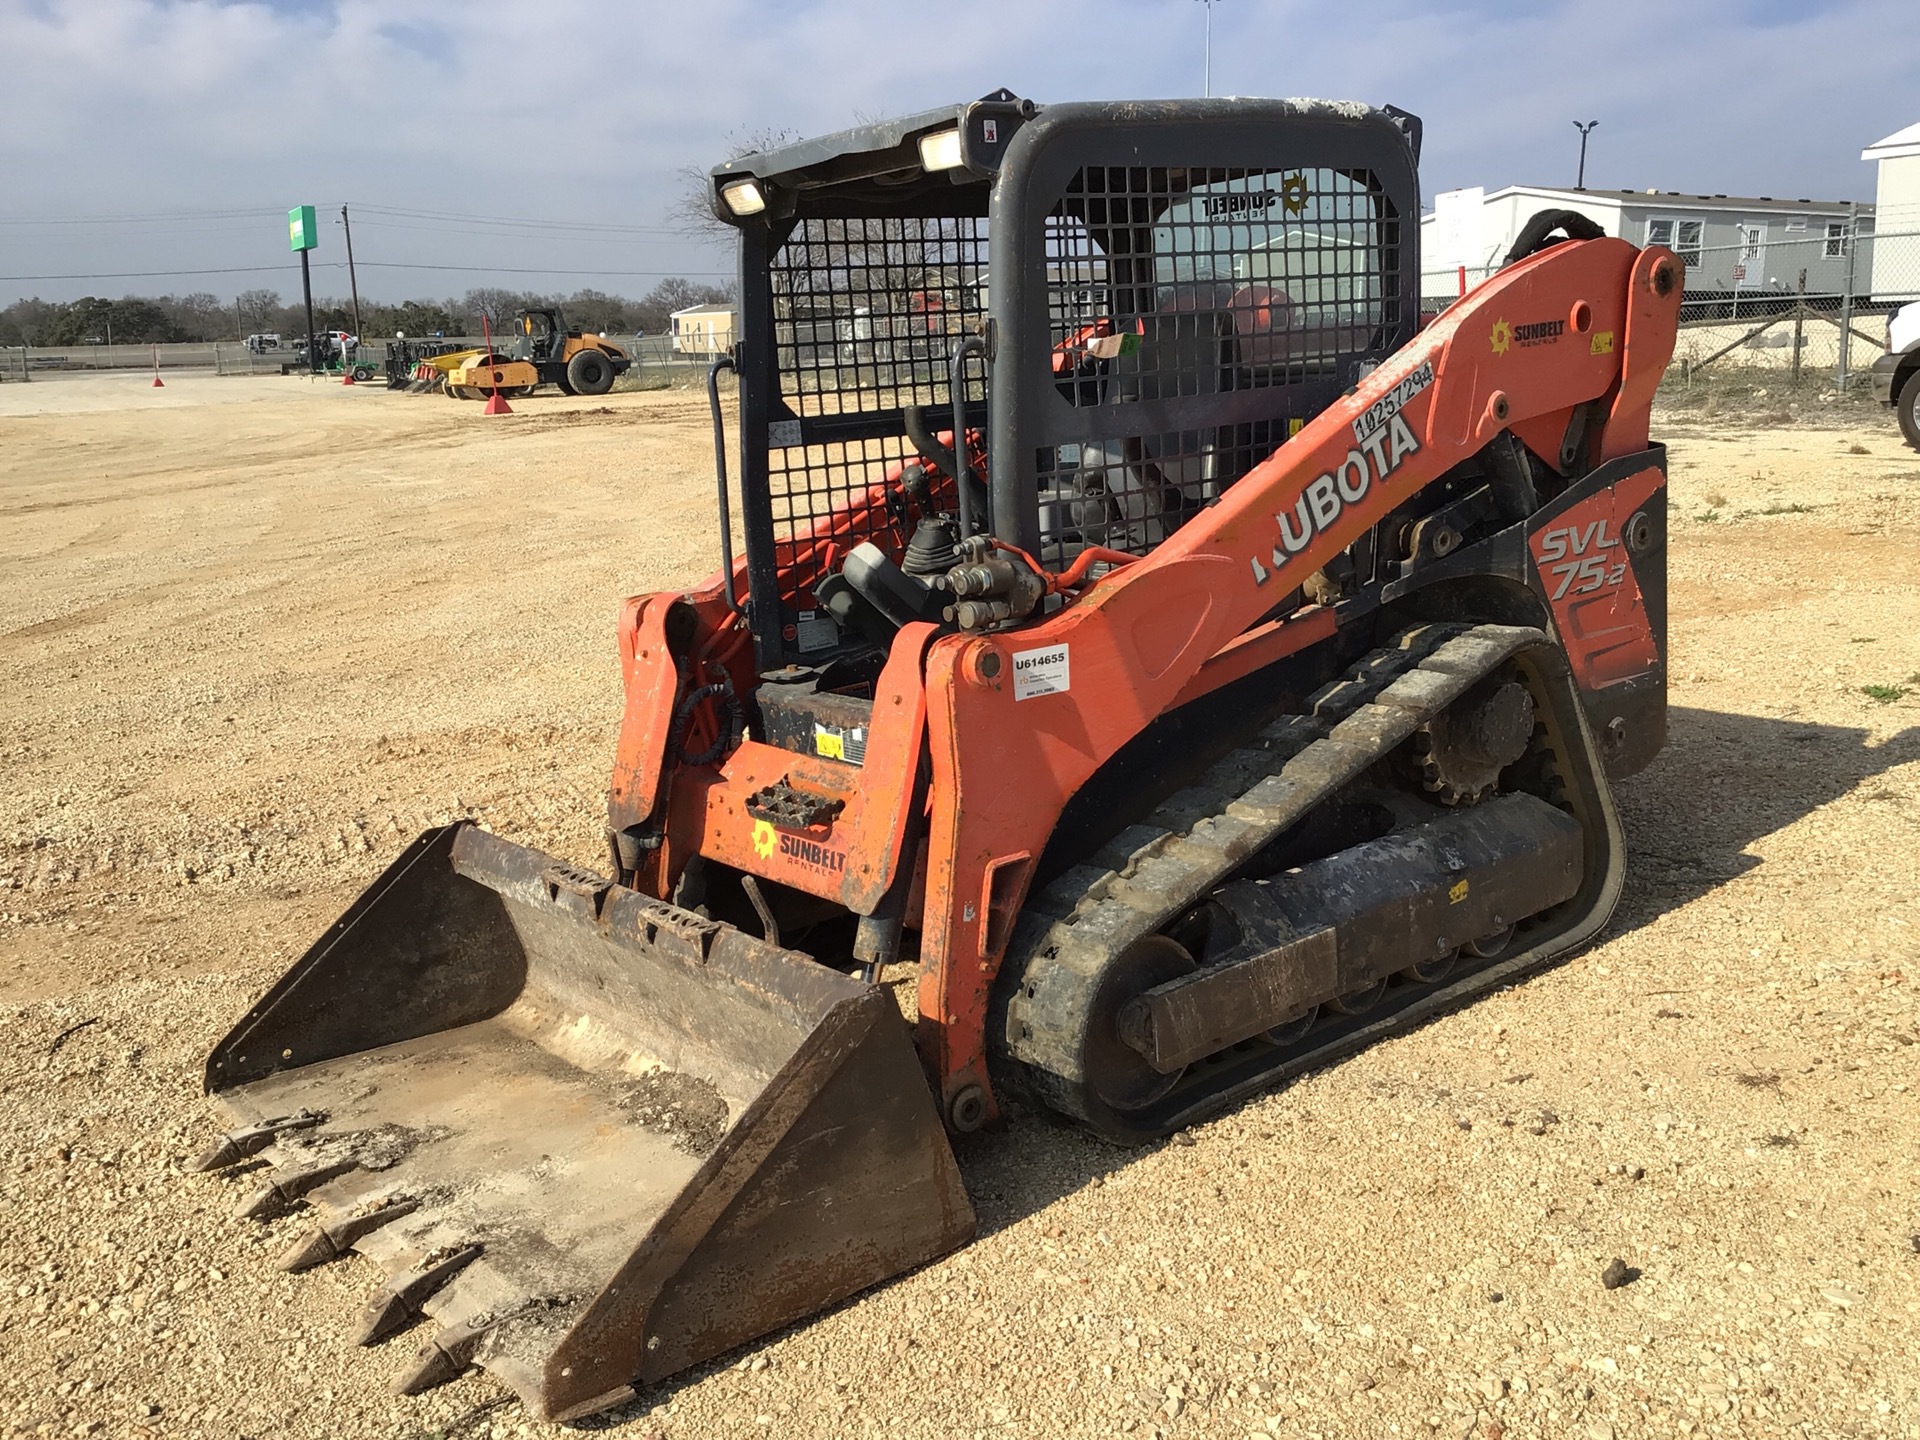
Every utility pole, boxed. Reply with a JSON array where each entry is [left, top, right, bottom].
[[340, 204, 363, 341], [1573, 120, 1599, 190]]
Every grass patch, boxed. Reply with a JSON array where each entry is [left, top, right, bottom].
[[1694, 510, 1721, 524], [1848, 442, 1871, 455], [1756, 501, 1816, 516], [1862, 684, 1909, 704], [1850, 637, 1877, 644]]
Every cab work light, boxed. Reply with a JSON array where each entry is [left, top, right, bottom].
[[720, 179, 767, 216], [917, 127, 964, 173]]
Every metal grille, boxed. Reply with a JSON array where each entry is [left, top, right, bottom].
[[766, 433, 918, 614], [768, 216, 988, 551], [1039, 166, 1398, 563]]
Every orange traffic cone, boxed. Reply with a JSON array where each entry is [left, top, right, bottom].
[[151, 345, 164, 387], [342, 369, 355, 386], [483, 389, 512, 415]]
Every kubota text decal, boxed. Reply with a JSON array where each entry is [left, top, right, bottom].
[[1253, 414, 1420, 587]]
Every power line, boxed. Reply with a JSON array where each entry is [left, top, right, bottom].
[[347, 218, 689, 247], [0, 202, 689, 235], [360, 261, 730, 278], [352, 204, 687, 236], [0, 208, 284, 226], [0, 263, 345, 281], [1, 259, 730, 282]]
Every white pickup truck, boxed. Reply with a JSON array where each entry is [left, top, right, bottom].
[[1869, 300, 1920, 450]]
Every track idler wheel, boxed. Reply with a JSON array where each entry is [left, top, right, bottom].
[[1100, 936, 1198, 1112], [1465, 925, 1515, 958], [1397, 946, 1459, 986], [1327, 978, 1388, 1015], [1263, 1005, 1319, 1047]]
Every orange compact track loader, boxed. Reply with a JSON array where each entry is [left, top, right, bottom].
[[198, 92, 1680, 1421]]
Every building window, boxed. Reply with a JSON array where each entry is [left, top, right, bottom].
[[1646, 217, 1703, 267], [1824, 221, 1849, 258]]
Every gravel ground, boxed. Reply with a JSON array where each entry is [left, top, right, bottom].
[[2, 374, 1916, 1439]]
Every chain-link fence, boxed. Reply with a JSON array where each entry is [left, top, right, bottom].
[[1420, 226, 1919, 393], [0, 331, 725, 387]]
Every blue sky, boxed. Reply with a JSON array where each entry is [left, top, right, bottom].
[[1, 0, 1912, 306]]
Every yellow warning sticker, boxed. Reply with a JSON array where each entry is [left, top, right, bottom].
[[814, 727, 844, 760], [1590, 330, 1615, 355], [751, 818, 777, 859], [1288, 417, 1304, 439], [1448, 879, 1470, 905]]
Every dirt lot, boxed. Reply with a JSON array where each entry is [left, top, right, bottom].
[[2, 371, 1917, 1440]]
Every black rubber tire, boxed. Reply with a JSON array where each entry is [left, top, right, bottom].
[[351, 364, 374, 382], [566, 348, 615, 396], [1898, 368, 1920, 454]]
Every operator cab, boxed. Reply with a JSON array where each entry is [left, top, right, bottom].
[[519, 308, 564, 363], [707, 90, 1421, 747]]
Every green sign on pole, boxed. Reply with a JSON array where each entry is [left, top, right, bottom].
[[288, 205, 318, 252]]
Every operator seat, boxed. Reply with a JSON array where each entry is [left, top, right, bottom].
[[1073, 304, 1234, 549]]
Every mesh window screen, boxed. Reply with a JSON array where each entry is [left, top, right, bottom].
[[1037, 166, 1398, 565], [767, 216, 987, 573]]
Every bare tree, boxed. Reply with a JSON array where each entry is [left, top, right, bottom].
[[675, 124, 803, 240], [235, 288, 282, 335]]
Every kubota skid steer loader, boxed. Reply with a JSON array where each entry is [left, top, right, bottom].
[[198, 91, 1680, 1421]]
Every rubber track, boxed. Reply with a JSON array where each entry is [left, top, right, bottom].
[[1000, 622, 1556, 1137]]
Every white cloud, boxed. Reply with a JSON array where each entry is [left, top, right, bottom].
[[1, 0, 1912, 303]]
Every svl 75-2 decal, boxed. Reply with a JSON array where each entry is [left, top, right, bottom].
[[1535, 518, 1627, 601], [1528, 468, 1665, 690]]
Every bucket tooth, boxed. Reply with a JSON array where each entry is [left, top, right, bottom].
[[235, 1158, 357, 1221], [353, 1244, 483, 1347], [278, 1196, 421, 1273], [390, 1318, 491, 1395], [191, 1111, 324, 1172]]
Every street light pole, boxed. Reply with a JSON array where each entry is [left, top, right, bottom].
[[1573, 120, 1599, 190], [1197, 0, 1217, 98]]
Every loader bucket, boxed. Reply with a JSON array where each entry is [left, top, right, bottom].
[[200, 824, 972, 1421]]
